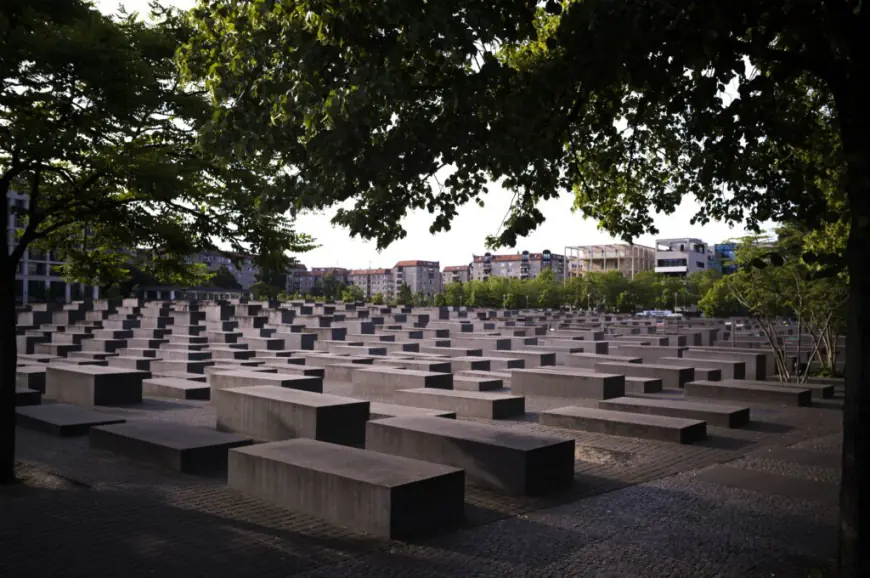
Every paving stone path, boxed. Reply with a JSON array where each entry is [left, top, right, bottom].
[[1, 394, 841, 578]]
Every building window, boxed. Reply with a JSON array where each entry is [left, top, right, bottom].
[[657, 259, 687, 268], [27, 262, 46, 275], [696, 261, 705, 269]]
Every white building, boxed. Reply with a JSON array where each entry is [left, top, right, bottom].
[[654, 238, 713, 277], [7, 190, 99, 304], [393, 260, 441, 296]]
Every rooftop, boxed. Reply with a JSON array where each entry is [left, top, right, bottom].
[[394, 260, 440, 267], [349, 268, 391, 275]]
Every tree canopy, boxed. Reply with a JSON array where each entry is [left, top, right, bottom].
[[209, 265, 243, 290], [182, 3, 870, 575], [0, 0, 313, 484], [180, 1, 852, 249]]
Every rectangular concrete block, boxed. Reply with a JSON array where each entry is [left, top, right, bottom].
[[45, 364, 146, 406], [210, 370, 323, 395], [598, 397, 750, 428], [90, 421, 252, 474], [685, 380, 811, 406], [511, 368, 625, 399], [539, 406, 707, 444], [16, 365, 46, 393], [351, 367, 453, 395], [15, 387, 41, 406], [368, 403, 456, 420], [228, 439, 465, 539], [723, 379, 834, 400], [456, 370, 513, 388], [625, 377, 664, 394], [366, 416, 574, 495], [489, 349, 555, 368], [107, 356, 155, 371], [324, 363, 367, 382], [265, 363, 326, 379], [371, 358, 452, 373], [144, 377, 211, 400], [16, 403, 126, 436], [685, 348, 767, 380], [611, 345, 687, 363], [594, 361, 695, 389], [215, 385, 369, 445], [566, 353, 641, 370], [419, 346, 484, 357], [394, 388, 525, 419], [151, 359, 214, 375], [661, 356, 746, 380], [452, 376, 503, 391]]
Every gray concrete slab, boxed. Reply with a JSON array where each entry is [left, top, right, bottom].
[[16, 403, 126, 436], [215, 385, 369, 446], [394, 388, 525, 419], [539, 406, 707, 444], [598, 397, 750, 428], [143, 377, 210, 400], [228, 439, 465, 539], [90, 421, 252, 474], [366, 416, 574, 495], [686, 380, 812, 406]]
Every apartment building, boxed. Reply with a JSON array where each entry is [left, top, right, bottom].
[[565, 243, 656, 279], [470, 250, 566, 282], [713, 242, 738, 274], [285, 266, 351, 295], [393, 260, 441, 296], [310, 267, 351, 285], [348, 268, 394, 298], [194, 250, 258, 288], [654, 238, 714, 277], [441, 264, 472, 285], [7, 190, 99, 304]]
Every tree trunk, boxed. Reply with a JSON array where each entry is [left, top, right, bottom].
[[0, 259, 17, 485], [835, 78, 870, 578]]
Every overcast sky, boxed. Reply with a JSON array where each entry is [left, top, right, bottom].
[[98, 0, 761, 269]]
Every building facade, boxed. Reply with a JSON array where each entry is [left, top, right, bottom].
[[441, 264, 472, 285], [393, 260, 441, 296], [348, 268, 394, 298], [654, 238, 713, 276], [7, 190, 99, 304], [713, 243, 738, 274], [565, 243, 656, 279], [193, 250, 259, 289], [286, 266, 351, 295], [470, 250, 567, 282]]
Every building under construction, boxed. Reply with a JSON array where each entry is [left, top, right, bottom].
[[564, 243, 656, 280]]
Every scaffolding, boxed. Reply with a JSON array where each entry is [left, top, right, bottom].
[[563, 243, 656, 280]]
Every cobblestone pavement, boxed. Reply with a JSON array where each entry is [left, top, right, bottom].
[[0, 385, 843, 578]]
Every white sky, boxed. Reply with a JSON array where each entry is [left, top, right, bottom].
[[98, 0, 760, 269]]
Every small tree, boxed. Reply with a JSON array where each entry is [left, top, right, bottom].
[[443, 282, 465, 306], [724, 232, 848, 383], [697, 280, 744, 318], [249, 281, 280, 300], [371, 292, 385, 305], [210, 265, 242, 290], [342, 285, 364, 302], [0, 2, 312, 483], [396, 282, 413, 305], [433, 293, 446, 307], [616, 290, 637, 313]]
